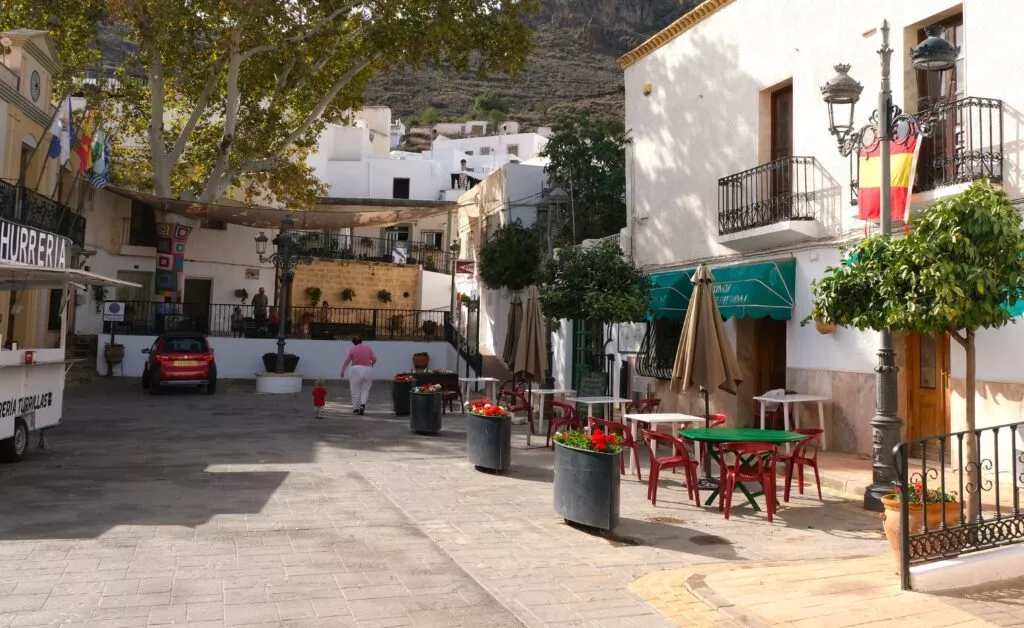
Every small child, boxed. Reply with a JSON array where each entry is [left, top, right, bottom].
[[312, 379, 327, 420]]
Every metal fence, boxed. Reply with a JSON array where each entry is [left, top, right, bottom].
[[289, 230, 454, 273], [893, 420, 1024, 589], [0, 179, 86, 247], [718, 156, 835, 235], [915, 96, 1004, 193], [104, 301, 448, 341]]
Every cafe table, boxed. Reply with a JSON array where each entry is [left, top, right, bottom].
[[753, 393, 830, 450], [623, 413, 706, 477], [458, 377, 501, 404], [529, 388, 576, 435], [679, 427, 806, 511], [564, 396, 632, 423]]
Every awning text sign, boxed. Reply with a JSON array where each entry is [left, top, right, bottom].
[[0, 219, 69, 269]]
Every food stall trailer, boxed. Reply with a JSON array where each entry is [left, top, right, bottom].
[[0, 259, 139, 462]]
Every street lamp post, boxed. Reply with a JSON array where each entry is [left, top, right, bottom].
[[542, 187, 570, 388], [254, 214, 313, 374], [448, 238, 460, 324], [821, 21, 958, 511]]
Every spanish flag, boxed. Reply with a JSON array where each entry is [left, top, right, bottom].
[[857, 134, 920, 222]]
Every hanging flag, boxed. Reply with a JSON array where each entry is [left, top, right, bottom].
[[857, 133, 921, 223], [60, 98, 74, 164], [91, 123, 105, 167], [77, 113, 94, 173], [90, 136, 111, 189]]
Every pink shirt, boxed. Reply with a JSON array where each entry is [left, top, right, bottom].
[[347, 344, 375, 367]]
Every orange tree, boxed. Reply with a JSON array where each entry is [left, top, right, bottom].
[[810, 180, 1024, 517]]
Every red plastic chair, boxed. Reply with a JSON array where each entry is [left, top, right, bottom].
[[643, 430, 700, 507], [439, 379, 462, 413], [640, 398, 662, 413], [546, 401, 583, 449], [777, 428, 824, 502], [501, 391, 535, 435], [588, 417, 642, 481], [718, 442, 778, 522]]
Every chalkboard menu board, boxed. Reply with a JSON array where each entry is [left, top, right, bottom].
[[575, 371, 609, 419]]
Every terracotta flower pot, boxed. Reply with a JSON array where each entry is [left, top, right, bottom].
[[104, 344, 125, 364], [814, 319, 836, 334], [880, 494, 964, 573], [412, 353, 430, 370]]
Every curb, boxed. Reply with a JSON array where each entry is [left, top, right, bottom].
[[683, 568, 772, 628]]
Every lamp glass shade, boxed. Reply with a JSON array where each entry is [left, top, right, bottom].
[[911, 25, 959, 72], [820, 63, 863, 137], [254, 232, 268, 256]]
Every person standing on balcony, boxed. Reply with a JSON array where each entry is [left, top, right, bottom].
[[252, 287, 269, 327], [341, 336, 376, 415]]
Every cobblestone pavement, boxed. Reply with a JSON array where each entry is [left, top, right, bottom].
[[0, 380, 889, 627]]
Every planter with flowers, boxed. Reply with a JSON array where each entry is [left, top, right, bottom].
[[465, 398, 512, 473], [880, 481, 964, 573], [553, 430, 623, 531], [410, 384, 443, 434], [392, 374, 416, 416]]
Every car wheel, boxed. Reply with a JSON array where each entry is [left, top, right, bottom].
[[0, 419, 28, 463], [206, 366, 217, 395], [142, 367, 150, 389], [149, 378, 161, 395]]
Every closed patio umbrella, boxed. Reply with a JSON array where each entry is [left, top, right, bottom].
[[514, 286, 548, 434], [503, 294, 523, 374], [671, 265, 742, 485]]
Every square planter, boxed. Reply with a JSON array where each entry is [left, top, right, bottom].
[[466, 412, 512, 473], [392, 381, 412, 416], [553, 442, 620, 531], [410, 392, 443, 434]]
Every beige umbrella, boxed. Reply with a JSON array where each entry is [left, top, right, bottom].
[[671, 264, 742, 416], [502, 294, 523, 372], [514, 286, 548, 386]]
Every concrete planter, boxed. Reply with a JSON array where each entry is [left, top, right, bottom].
[[392, 381, 412, 415], [466, 412, 512, 473], [410, 392, 443, 434], [255, 372, 303, 394], [553, 442, 620, 531]]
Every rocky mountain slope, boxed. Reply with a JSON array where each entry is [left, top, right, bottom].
[[365, 0, 700, 125]]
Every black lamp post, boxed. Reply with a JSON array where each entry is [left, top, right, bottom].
[[448, 238, 460, 322], [254, 214, 313, 374], [821, 21, 958, 511]]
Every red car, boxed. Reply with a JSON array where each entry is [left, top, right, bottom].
[[142, 332, 217, 395]]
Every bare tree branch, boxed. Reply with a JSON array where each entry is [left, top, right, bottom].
[[949, 326, 968, 347], [238, 4, 355, 63], [166, 55, 226, 167], [201, 30, 243, 202]]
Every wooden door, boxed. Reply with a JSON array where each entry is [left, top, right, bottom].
[[906, 333, 951, 443], [754, 318, 787, 395], [915, 14, 965, 188], [770, 86, 794, 222], [183, 278, 212, 334]]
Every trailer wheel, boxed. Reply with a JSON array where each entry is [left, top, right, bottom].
[[0, 419, 28, 462]]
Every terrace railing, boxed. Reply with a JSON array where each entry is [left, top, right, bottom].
[[893, 420, 1024, 589], [104, 301, 448, 342], [718, 156, 838, 235], [0, 179, 86, 247], [289, 230, 454, 273]]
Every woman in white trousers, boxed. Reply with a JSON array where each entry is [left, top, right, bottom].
[[340, 337, 376, 415]]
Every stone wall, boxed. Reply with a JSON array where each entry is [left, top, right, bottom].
[[291, 259, 421, 310]]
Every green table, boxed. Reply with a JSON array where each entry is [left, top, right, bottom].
[[679, 428, 806, 511]]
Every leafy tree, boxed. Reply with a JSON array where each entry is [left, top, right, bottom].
[[33, 0, 538, 207], [0, 0, 106, 86], [420, 106, 440, 125], [539, 239, 650, 325], [541, 108, 630, 245], [810, 180, 1024, 518], [478, 220, 541, 292]]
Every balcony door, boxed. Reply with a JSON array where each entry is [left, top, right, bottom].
[[770, 86, 793, 223], [916, 15, 964, 189]]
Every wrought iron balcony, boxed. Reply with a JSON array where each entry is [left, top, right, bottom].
[[289, 229, 454, 273], [718, 157, 840, 246], [0, 179, 86, 248]]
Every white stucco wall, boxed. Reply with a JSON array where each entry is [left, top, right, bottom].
[[419, 270, 452, 312], [97, 336, 456, 380], [313, 158, 448, 200]]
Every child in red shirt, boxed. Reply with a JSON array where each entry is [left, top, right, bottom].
[[312, 378, 327, 420]]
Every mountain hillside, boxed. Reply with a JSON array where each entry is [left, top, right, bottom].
[[366, 0, 699, 126]]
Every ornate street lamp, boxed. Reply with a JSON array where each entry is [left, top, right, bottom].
[[448, 238, 460, 324], [254, 214, 313, 374], [820, 21, 956, 512]]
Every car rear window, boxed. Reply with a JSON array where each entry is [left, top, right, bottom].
[[161, 337, 208, 354]]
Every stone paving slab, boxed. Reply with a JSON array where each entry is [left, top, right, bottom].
[[1, 380, 893, 627]]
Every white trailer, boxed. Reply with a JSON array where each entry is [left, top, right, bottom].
[[0, 260, 139, 462]]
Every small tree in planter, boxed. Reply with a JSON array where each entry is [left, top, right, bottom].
[[410, 384, 443, 434], [465, 398, 513, 473], [552, 429, 623, 530], [810, 180, 1024, 521]]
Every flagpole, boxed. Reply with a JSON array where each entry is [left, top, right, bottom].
[[19, 88, 71, 189]]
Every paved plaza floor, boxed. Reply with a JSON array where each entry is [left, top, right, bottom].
[[0, 379, 1002, 627]]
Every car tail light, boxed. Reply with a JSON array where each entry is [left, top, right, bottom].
[[153, 354, 172, 362]]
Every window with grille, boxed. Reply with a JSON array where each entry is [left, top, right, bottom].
[[635, 319, 682, 380]]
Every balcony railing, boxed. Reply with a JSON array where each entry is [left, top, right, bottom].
[[104, 301, 448, 341], [291, 230, 454, 273], [718, 156, 839, 235], [0, 179, 86, 247], [893, 420, 1024, 590]]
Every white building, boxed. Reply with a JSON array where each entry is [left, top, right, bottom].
[[430, 132, 549, 176], [616, 0, 1023, 456]]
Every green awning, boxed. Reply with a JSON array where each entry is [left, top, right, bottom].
[[648, 258, 797, 321]]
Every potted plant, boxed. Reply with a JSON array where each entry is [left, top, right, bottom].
[[377, 289, 392, 304], [412, 351, 430, 370], [410, 384, 443, 434], [341, 288, 356, 302], [234, 288, 249, 304], [104, 342, 125, 365], [306, 286, 322, 307], [465, 398, 513, 473], [262, 352, 300, 373], [422, 320, 437, 337], [460, 294, 471, 306], [814, 318, 835, 334], [880, 481, 963, 574], [552, 429, 623, 531], [392, 374, 415, 415]]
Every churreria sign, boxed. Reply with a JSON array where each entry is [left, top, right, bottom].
[[0, 219, 69, 269]]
